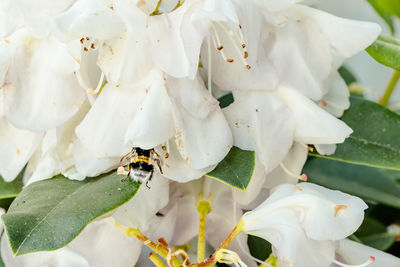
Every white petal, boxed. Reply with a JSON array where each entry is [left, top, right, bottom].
[[72, 140, 120, 179], [168, 76, 232, 169], [125, 70, 174, 149], [278, 86, 353, 145], [321, 71, 350, 118], [113, 173, 169, 232], [268, 17, 332, 100], [1, 235, 89, 267], [314, 144, 337, 155], [98, 0, 153, 84], [335, 239, 400, 267], [76, 83, 146, 158], [224, 91, 295, 172], [263, 141, 308, 188], [4, 35, 86, 132], [68, 218, 142, 267], [293, 5, 381, 58], [146, 6, 191, 78], [50, 0, 125, 42], [202, 8, 279, 91], [0, 118, 42, 181], [0, 41, 13, 86], [245, 209, 335, 267], [155, 142, 213, 183]]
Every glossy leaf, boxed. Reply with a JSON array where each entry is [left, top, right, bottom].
[[0, 171, 23, 200], [247, 235, 272, 261], [366, 35, 400, 70], [367, 0, 395, 34], [2, 171, 140, 255], [375, 0, 400, 18], [304, 157, 400, 208], [338, 65, 357, 86], [356, 217, 395, 251], [310, 96, 400, 170], [218, 93, 234, 108], [206, 147, 255, 190]]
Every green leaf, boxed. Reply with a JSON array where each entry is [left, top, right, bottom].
[[303, 157, 400, 208], [338, 65, 357, 86], [2, 171, 140, 255], [310, 96, 400, 170], [206, 147, 255, 190], [367, 0, 395, 34], [366, 35, 400, 70], [375, 0, 400, 18], [218, 93, 234, 108], [247, 235, 272, 262], [356, 217, 395, 250], [0, 171, 23, 200]]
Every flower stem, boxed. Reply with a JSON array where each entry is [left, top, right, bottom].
[[196, 200, 212, 262], [114, 221, 183, 267], [380, 70, 400, 106], [192, 219, 245, 267], [149, 252, 168, 267]]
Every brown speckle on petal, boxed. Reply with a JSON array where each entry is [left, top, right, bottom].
[[334, 205, 348, 217]]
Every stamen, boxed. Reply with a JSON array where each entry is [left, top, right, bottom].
[[211, 24, 229, 61], [207, 37, 212, 94], [332, 256, 375, 267], [93, 72, 105, 95], [280, 162, 307, 181], [215, 22, 251, 69]]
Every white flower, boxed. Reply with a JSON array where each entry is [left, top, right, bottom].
[[241, 182, 368, 267], [333, 239, 400, 267], [155, 177, 256, 266]]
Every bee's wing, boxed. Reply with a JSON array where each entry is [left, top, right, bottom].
[[119, 150, 137, 166]]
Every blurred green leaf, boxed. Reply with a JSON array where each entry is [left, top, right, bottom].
[[218, 93, 234, 108], [338, 65, 357, 86], [375, 0, 400, 18], [2, 171, 140, 255], [356, 217, 395, 250], [304, 157, 400, 208], [0, 171, 23, 200], [206, 147, 255, 190], [247, 235, 272, 261], [366, 35, 400, 70], [310, 96, 400, 170], [367, 0, 395, 34]]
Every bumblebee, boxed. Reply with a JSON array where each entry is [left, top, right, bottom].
[[119, 147, 163, 188]]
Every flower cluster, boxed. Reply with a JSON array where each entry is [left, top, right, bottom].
[[1, 0, 399, 267]]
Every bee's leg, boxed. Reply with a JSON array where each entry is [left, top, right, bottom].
[[145, 170, 154, 189], [150, 150, 163, 174], [120, 165, 130, 182]]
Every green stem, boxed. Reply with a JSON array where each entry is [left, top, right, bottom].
[[380, 70, 400, 106], [196, 200, 212, 262], [191, 220, 245, 267], [149, 253, 168, 267], [114, 221, 183, 267]]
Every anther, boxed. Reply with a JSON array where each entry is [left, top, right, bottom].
[[164, 153, 169, 159], [86, 37, 90, 40], [242, 44, 246, 48], [244, 51, 248, 58], [226, 59, 234, 63], [217, 46, 224, 50], [83, 47, 88, 51], [91, 43, 95, 49], [308, 146, 314, 152], [320, 100, 327, 107], [80, 38, 84, 44], [246, 65, 251, 70]]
